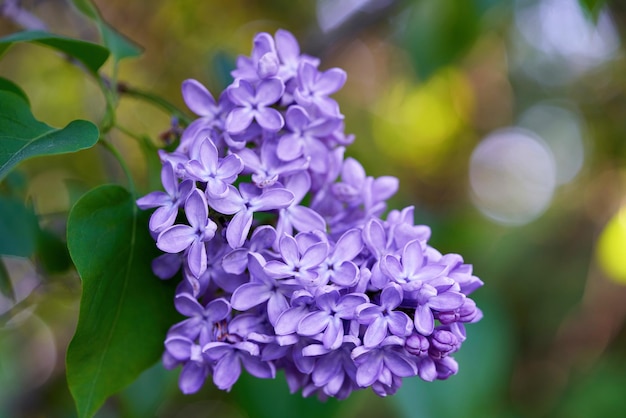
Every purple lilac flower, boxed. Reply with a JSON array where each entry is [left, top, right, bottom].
[[296, 290, 368, 350], [156, 189, 217, 278], [264, 233, 328, 286], [203, 340, 275, 391], [356, 283, 413, 348], [137, 28, 484, 400], [183, 137, 244, 197], [278, 105, 341, 173], [230, 253, 292, 326], [294, 62, 346, 117], [209, 183, 294, 248], [169, 293, 231, 342], [136, 162, 193, 233], [164, 335, 210, 394], [351, 336, 417, 389], [235, 138, 308, 188], [226, 78, 285, 134], [276, 172, 327, 237]]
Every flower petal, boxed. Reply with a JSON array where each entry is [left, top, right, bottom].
[[267, 292, 290, 326], [227, 79, 254, 105], [297, 310, 330, 336], [332, 228, 362, 263], [363, 316, 388, 348], [241, 353, 276, 379], [252, 188, 294, 211], [184, 189, 209, 230], [187, 239, 207, 278], [205, 298, 232, 322], [213, 351, 241, 391], [387, 311, 413, 337], [157, 225, 195, 253], [174, 293, 203, 317], [316, 68, 347, 95], [414, 304, 435, 336], [384, 350, 417, 378], [275, 305, 309, 335], [182, 79, 216, 117], [256, 78, 284, 106], [226, 107, 254, 134], [179, 361, 208, 394], [165, 336, 192, 361], [299, 242, 329, 270], [401, 240, 424, 277], [288, 205, 326, 233], [355, 351, 383, 387], [226, 209, 254, 248], [231, 282, 272, 311], [149, 204, 178, 233], [322, 316, 344, 349], [208, 185, 244, 215], [429, 291, 465, 311]]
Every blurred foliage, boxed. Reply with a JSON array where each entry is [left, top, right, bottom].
[[1, 0, 626, 417]]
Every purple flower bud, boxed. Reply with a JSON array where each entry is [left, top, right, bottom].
[[405, 333, 429, 357], [428, 329, 460, 359]]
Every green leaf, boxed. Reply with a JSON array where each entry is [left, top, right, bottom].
[[0, 90, 99, 181], [0, 30, 109, 74], [71, 0, 143, 62], [36, 228, 72, 274], [578, 0, 606, 20], [0, 196, 38, 257], [0, 77, 29, 104], [0, 258, 16, 302], [401, 0, 508, 80], [66, 185, 178, 418]]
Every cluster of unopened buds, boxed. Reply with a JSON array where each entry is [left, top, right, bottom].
[[137, 29, 483, 399]]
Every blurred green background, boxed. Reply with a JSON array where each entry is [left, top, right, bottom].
[[2, 0, 626, 417]]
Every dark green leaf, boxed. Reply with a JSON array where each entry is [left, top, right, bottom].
[[0, 258, 16, 302], [36, 228, 72, 274], [0, 90, 99, 181], [0, 171, 28, 198], [66, 185, 178, 418], [0, 196, 38, 257], [0, 30, 109, 74], [579, 0, 606, 20], [0, 77, 29, 104], [71, 0, 143, 62], [401, 0, 507, 79]]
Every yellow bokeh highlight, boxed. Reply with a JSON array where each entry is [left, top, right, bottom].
[[371, 68, 473, 173], [597, 206, 626, 284]]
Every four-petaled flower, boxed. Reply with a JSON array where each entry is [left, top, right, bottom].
[[156, 189, 217, 277], [226, 78, 285, 133]]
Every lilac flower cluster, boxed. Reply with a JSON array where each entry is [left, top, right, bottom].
[[137, 29, 483, 399]]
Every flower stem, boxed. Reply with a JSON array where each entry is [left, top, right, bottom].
[[117, 83, 191, 125]]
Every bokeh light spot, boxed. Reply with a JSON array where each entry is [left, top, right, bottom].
[[371, 68, 473, 173], [513, 0, 620, 84], [518, 103, 586, 185], [597, 206, 626, 284], [470, 128, 557, 225]]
